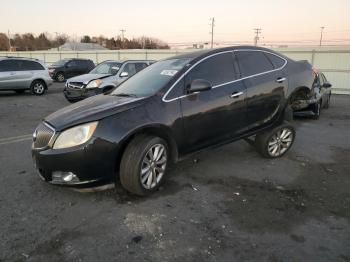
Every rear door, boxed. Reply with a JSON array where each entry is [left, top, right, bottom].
[[0, 59, 23, 89], [65, 60, 79, 78], [235, 50, 287, 130], [180, 52, 247, 153]]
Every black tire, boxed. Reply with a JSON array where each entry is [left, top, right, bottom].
[[56, 72, 65, 82], [255, 122, 296, 159], [30, 80, 46, 96], [312, 101, 321, 120], [15, 90, 25, 94], [119, 135, 169, 196]]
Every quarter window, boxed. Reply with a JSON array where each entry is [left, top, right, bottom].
[[264, 53, 285, 69], [235, 51, 274, 77], [187, 52, 235, 86]]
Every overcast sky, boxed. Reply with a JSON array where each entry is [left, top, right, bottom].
[[1, 0, 350, 45]]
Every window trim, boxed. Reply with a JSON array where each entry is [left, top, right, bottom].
[[162, 49, 287, 102]]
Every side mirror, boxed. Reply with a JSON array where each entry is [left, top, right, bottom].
[[188, 79, 212, 93], [323, 82, 332, 88], [120, 72, 129, 77]]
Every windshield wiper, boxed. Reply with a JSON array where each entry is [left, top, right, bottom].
[[112, 93, 138, 98]]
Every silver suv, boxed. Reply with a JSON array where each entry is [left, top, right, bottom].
[[0, 57, 53, 95]]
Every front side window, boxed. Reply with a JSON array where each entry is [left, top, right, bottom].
[[111, 58, 191, 97], [186, 52, 235, 86], [122, 63, 137, 76], [235, 51, 274, 77], [89, 62, 121, 75]]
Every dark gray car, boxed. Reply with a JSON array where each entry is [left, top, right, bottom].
[[0, 57, 53, 95], [63, 60, 154, 102]]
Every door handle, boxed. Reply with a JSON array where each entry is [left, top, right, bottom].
[[276, 77, 286, 83], [230, 91, 243, 98]]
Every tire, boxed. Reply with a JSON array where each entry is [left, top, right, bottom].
[[312, 101, 321, 120], [56, 72, 65, 82], [255, 123, 296, 159], [15, 90, 25, 94], [119, 135, 169, 196], [30, 80, 46, 96]]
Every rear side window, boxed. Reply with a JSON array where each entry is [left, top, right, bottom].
[[187, 52, 235, 86], [235, 51, 274, 77], [20, 60, 45, 71], [264, 53, 285, 69], [135, 63, 148, 72], [0, 60, 20, 72]]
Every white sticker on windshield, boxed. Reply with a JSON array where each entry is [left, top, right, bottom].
[[112, 66, 120, 70], [160, 70, 178, 76]]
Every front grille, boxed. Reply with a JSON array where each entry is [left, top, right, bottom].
[[67, 82, 84, 89], [33, 122, 55, 149]]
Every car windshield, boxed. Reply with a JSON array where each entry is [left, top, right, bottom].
[[111, 58, 191, 97], [89, 61, 122, 75], [51, 59, 69, 67]]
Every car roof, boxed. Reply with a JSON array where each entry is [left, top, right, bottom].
[[0, 56, 41, 61], [101, 59, 155, 63], [166, 45, 289, 63]]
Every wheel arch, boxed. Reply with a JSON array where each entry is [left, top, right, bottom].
[[114, 124, 179, 174], [31, 78, 47, 89]]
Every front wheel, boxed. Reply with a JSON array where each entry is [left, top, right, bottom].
[[119, 135, 169, 196], [30, 80, 46, 96], [255, 123, 296, 158]]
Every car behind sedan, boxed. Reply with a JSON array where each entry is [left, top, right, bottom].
[[63, 60, 154, 102], [32, 46, 315, 196]]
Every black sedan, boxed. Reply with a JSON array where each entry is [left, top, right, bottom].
[[32, 46, 315, 196], [293, 71, 332, 119]]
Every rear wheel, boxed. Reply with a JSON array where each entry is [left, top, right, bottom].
[[119, 135, 169, 196], [255, 123, 295, 158], [30, 80, 46, 96], [56, 72, 65, 82]]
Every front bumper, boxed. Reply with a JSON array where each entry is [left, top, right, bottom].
[[63, 87, 104, 102], [32, 137, 119, 185]]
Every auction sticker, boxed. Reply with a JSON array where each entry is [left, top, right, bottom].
[[160, 70, 178, 76]]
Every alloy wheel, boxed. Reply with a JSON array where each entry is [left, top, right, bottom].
[[57, 74, 65, 82], [140, 144, 167, 189], [267, 128, 293, 157], [33, 83, 44, 94]]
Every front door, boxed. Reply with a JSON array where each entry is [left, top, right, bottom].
[[180, 52, 247, 153]]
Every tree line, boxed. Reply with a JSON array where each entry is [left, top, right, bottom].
[[0, 32, 170, 51]]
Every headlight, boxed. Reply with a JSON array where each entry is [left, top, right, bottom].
[[53, 122, 98, 149], [86, 79, 102, 89]]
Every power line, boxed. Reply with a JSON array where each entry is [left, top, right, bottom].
[[253, 28, 262, 46], [210, 18, 215, 48]]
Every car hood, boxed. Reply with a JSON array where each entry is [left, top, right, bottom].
[[45, 94, 147, 131], [67, 73, 112, 84]]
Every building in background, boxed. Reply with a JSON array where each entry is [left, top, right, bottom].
[[50, 42, 108, 51]]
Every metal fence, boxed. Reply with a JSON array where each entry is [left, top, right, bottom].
[[1, 47, 349, 94]]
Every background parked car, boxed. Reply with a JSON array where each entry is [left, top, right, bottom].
[[48, 58, 95, 82], [63, 60, 154, 102], [0, 57, 52, 95], [293, 70, 332, 119]]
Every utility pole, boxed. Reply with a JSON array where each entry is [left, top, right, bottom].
[[120, 29, 126, 41], [210, 18, 215, 48], [319, 26, 325, 46], [54, 32, 59, 51], [7, 30, 12, 51], [253, 28, 262, 46]]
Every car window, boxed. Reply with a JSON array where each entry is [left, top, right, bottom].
[[51, 59, 69, 67], [89, 62, 121, 75], [186, 52, 235, 86], [122, 63, 137, 76], [235, 51, 274, 77], [319, 74, 324, 86], [135, 63, 148, 72], [321, 73, 328, 83], [111, 58, 191, 97], [20, 60, 45, 71], [0, 60, 20, 72], [264, 53, 285, 69], [67, 60, 78, 67]]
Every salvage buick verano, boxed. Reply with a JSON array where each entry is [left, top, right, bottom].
[[32, 46, 314, 195]]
